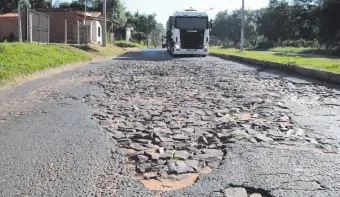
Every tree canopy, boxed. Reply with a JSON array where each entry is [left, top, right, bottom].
[[211, 0, 340, 49]]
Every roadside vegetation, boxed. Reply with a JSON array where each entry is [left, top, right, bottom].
[[268, 47, 319, 54], [267, 47, 340, 57], [210, 47, 340, 73], [115, 41, 146, 49], [209, 0, 340, 74], [0, 43, 126, 83], [211, 0, 340, 57]]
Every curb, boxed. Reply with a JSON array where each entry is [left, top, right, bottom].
[[210, 52, 340, 85]]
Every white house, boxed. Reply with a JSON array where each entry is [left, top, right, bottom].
[[78, 11, 120, 44], [125, 25, 134, 42], [78, 11, 103, 44]]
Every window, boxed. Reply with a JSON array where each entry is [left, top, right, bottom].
[[98, 27, 101, 37], [78, 20, 84, 25], [175, 17, 208, 30]]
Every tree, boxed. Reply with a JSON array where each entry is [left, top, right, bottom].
[[0, 0, 17, 14], [69, 1, 84, 10], [87, 0, 127, 27], [28, 0, 49, 8], [211, 11, 229, 43], [125, 11, 158, 43], [58, 2, 70, 8], [317, 0, 340, 48], [211, 9, 259, 47], [150, 23, 165, 48]]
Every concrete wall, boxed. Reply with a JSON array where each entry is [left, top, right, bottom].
[[39, 11, 78, 43], [93, 20, 102, 44], [0, 17, 18, 40], [126, 27, 133, 42]]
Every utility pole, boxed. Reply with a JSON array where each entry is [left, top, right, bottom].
[[240, 0, 245, 51], [85, 0, 88, 44], [18, 0, 22, 43], [137, 9, 140, 43], [102, 0, 107, 46], [147, 16, 149, 48], [84, 0, 86, 22]]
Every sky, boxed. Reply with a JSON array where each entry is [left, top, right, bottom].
[[121, 0, 270, 26]]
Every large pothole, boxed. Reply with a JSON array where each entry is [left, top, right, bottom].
[[82, 60, 338, 191]]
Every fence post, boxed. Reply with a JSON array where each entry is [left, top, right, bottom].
[[65, 19, 67, 44], [48, 15, 50, 44], [26, 8, 29, 42], [77, 21, 80, 44], [17, 2, 22, 42], [38, 13, 40, 44], [29, 12, 32, 43]]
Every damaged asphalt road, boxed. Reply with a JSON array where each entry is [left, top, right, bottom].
[[0, 49, 340, 197]]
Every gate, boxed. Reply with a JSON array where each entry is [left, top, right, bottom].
[[27, 9, 50, 44]]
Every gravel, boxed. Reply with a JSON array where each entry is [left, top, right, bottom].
[[87, 52, 340, 196], [1, 50, 339, 197]]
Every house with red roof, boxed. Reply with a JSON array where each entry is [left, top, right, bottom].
[[0, 12, 20, 41], [36, 8, 120, 44], [0, 8, 120, 44]]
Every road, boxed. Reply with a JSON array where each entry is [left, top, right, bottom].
[[0, 49, 339, 197]]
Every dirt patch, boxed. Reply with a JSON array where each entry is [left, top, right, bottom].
[[140, 173, 199, 191], [123, 47, 141, 52]]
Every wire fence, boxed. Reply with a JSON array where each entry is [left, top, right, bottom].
[[28, 9, 50, 44], [0, 9, 116, 45]]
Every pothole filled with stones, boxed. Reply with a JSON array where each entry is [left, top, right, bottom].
[[83, 60, 340, 191], [211, 186, 272, 197]]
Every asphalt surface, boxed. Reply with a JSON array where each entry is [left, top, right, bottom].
[[0, 49, 339, 197]]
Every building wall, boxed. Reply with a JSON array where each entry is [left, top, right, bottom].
[[0, 17, 18, 40], [93, 20, 102, 44], [87, 20, 94, 43], [126, 27, 133, 42], [0, 10, 107, 44], [39, 11, 78, 43]]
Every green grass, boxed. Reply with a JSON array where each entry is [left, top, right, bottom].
[[268, 47, 340, 57], [210, 46, 340, 73], [269, 47, 314, 54], [0, 43, 126, 82], [115, 40, 146, 49], [70, 44, 126, 58]]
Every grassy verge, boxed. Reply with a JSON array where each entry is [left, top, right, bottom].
[[268, 47, 340, 56], [210, 47, 340, 73], [269, 47, 315, 54], [0, 43, 126, 83], [115, 40, 146, 49], [70, 44, 126, 58]]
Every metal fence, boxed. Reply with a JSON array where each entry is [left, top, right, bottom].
[[0, 9, 116, 45], [27, 9, 50, 44]]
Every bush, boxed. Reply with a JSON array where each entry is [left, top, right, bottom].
[[115, 41, 145, 49], [0, 33, 16, 43], [283, 39, 319, 48], [256, 41, 274, 50]]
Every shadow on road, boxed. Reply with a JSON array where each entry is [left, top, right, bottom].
[[114, 49, 174, 61], [113, 48, 340, 89], [114, 48, 205, 62]]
